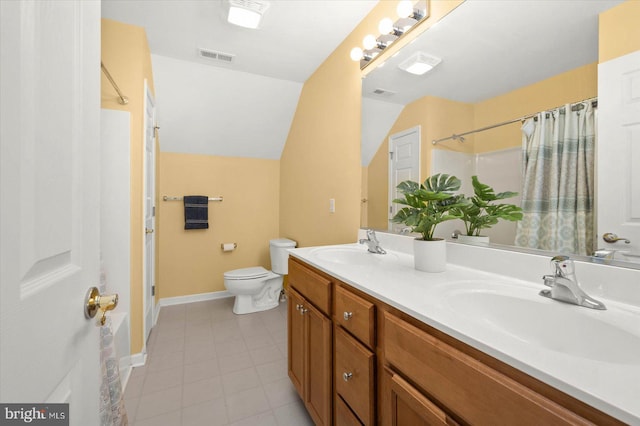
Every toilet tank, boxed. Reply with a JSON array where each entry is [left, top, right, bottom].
[[270, 238, 297, 275]]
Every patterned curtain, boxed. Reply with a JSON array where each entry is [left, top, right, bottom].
[[515, 101, 596, 255], [98, 262, 128, 426], [99, 318, 128, 425]]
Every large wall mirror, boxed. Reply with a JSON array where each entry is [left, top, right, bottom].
[[361, 0, 640, 267]]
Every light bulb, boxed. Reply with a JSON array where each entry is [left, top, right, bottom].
[[363, 34, 377, 50], [397, 0, 414, 19], [350, 47, 363, 61], [378, 18, 394, 34]]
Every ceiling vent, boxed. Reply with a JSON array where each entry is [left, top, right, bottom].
[[372, 88, 396, 97], [198, 48, 235, 63]]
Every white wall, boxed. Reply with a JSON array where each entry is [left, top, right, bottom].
[[100, 109, 131, 346], [151, 54, 303, 159], [431, 147, 521, 244]]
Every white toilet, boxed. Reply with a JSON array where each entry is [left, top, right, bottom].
[[223, 238, 297, 315]]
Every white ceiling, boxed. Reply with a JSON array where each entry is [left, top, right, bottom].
[[101, 0, 378, 83], [101, 0, 377, 159], [363, 0, 624, 105]]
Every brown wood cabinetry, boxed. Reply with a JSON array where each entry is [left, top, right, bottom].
[[287, 261, 333, 426], [287, 257, 624, 426]]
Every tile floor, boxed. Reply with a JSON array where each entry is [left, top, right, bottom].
[[123, 297, 314, 426]]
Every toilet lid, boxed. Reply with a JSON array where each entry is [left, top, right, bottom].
[[224, 266, 269, 280]]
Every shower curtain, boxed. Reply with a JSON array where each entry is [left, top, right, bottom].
[[98, 264, 128, 426], [515, 101, 596, 256]]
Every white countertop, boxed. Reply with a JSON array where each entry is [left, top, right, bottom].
[[289, 238, 640, 424]]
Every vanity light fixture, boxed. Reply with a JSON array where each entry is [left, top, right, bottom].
[[398, 51, 441, 75], [227, 0, 270, 29], [350, 0, 429, 70]]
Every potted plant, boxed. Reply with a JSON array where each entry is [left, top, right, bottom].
[[455, 175, 523, 245], [391, 173, 466, 272]]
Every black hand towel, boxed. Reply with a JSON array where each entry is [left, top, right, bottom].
[[184, 195, 209, 229]]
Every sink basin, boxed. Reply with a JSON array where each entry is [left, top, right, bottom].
[[431, 281, 640, 364], [309, 245, 398, 266]]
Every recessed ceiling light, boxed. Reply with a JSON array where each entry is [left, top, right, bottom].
[[227, 0, 270, 29], [398, 51, 442, 75]]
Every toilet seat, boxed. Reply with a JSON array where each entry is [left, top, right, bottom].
[[224, 266, 270, 280]]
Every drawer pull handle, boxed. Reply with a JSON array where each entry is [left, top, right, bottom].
[[343, 312, 353, 321], [343, 372, 353, 382], [295, 304, 303, 311], [300, 308, 308, 315]]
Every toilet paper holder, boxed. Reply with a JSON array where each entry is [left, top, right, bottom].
[[221, 243, 237, 251]]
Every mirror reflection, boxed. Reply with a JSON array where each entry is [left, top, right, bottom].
[[361, 0, 632, 261]]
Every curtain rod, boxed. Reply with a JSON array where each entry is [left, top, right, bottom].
[[432, 97, 597, 145], [101, 62, 129, 105]]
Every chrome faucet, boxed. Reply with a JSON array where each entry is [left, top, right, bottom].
[[540, 255, 606, 310], [359, 229, 386, 254]]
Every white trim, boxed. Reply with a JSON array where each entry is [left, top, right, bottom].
[[159, 290, 233, 307], [130, 352, 147, 368]]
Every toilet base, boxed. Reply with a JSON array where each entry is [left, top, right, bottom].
[[229, 276, 284, 315], [232, 294, 281, 315]]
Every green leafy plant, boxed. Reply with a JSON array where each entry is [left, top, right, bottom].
[[456, 175, 523, 236], [391, 174, 467, 241]]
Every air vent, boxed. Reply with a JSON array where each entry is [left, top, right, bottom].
[[372, 88, 396, 97], [229, 0, 270, 14], [198, 48, 235, 63]]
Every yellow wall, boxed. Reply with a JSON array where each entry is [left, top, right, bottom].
[[158, 153, 280, 298], [599, 0, 640, 63], [280, 0, 463, 247], [101, 19, 155, 354]]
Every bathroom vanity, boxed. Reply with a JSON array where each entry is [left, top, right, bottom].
[[286, 232, 640, 425]]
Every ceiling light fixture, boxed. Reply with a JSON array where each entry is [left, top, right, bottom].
[[350, 0, 429, 70], [398, 51, 441, 75], [227, 0, 270, 29]]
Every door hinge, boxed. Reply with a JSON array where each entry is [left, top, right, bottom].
[[389, 151, 394, 160], [389, 206, 393, 214], [152, 285, 155, 296], [153, 206, 156, 217]]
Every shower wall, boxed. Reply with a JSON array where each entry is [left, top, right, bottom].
[[432, 147, 521, 244]]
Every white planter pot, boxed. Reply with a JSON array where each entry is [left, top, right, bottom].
[[458, 235, 490, 246], [413, 238, 446, 272]]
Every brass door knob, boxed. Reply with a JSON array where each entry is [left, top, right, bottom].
[[85, 287, 119, 325], [145, 228, 154, 234]]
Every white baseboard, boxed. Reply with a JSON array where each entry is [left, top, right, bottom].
[[158, 290, 233, 307], [130, 351, 147, 368]]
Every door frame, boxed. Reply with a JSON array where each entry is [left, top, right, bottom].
[[142, 79, 157, 347]]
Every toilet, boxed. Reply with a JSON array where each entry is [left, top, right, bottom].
[[224, 238, 297, 315]]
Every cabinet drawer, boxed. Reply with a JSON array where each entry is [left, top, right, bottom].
[[383, 312, 591, 426], [335, 285, 375, 348], [336, 395, 363, 426], [335, 327, 375, 425], [288, 258, 332, 315], [385, 367, 458, 426]]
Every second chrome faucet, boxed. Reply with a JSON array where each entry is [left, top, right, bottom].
[[359, 229, 387, 254], [540, 255, 606, 310]]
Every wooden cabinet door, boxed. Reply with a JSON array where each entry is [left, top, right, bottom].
[[305, 301, 333, 426], [386, 368, 457, 426], [288, 288, 305, 398]]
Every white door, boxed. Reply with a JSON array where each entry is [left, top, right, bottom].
[[598, 50, 640, 262], [0, 0, 101, 424], [388, 126, 421, 231], [143, 81, 156, 344]]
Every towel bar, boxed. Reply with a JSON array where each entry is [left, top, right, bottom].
[[163, 195, 223, 202]]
